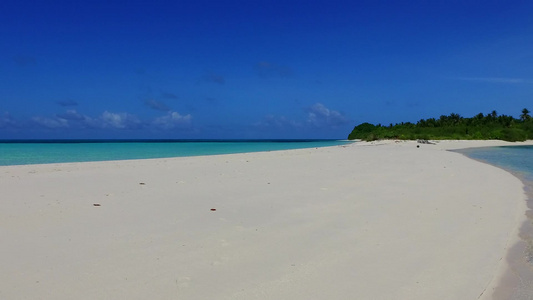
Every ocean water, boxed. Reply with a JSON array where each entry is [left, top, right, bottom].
[[0, 140, 353, 166], [457, 145, 533, 182]]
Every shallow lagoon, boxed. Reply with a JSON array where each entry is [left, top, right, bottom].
[[457, 145, 533, 182]]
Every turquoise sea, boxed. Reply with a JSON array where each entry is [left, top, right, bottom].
[[0, 140, 353, 166], [457, 145, 533, 182]]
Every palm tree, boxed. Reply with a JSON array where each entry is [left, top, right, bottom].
[[520, 108, 531, 121], [449, 113, 462, 125]]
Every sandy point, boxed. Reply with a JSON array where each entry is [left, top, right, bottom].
[[1, 140, 532, 299]]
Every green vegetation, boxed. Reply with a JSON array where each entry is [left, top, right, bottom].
[[348, 109, 533, 142]]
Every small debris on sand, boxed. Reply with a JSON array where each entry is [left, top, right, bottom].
[[417, 139, 435, 145], [210, 208, 216, 211], [93, 203, 101, 207], [139, 182, 146, 185]]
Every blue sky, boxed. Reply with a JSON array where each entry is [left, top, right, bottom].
[[1, 0, 532, 139]]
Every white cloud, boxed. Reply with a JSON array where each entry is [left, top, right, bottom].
[[56, 109, 86, 121], [101, 111, 142, 129], [17, 110, 196, 133], [0, 113, 17, 128], [306, 103, 348, 127], [254, 103, 349, 132], [32, 116, 69, 128], [152, 111, 192, 129]]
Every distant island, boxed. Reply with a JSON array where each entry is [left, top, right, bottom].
[[348, 109, 533, 142]]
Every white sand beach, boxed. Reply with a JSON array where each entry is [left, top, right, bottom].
[[1, 140, 533, 299]]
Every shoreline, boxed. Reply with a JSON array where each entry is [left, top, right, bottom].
[[449, 142, 533, 299], [1, 140, 532, 299], [485, 175, 533, 300]]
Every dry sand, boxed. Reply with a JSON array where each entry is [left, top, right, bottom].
[[1, 140, 532, 299]]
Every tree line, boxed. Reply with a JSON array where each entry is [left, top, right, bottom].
[[348, 108, 533, 142]]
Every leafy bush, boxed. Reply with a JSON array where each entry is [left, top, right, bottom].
[[348, 122, 376, 140], [348, 110, 531, 142], [501, 128, 527, 142]]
